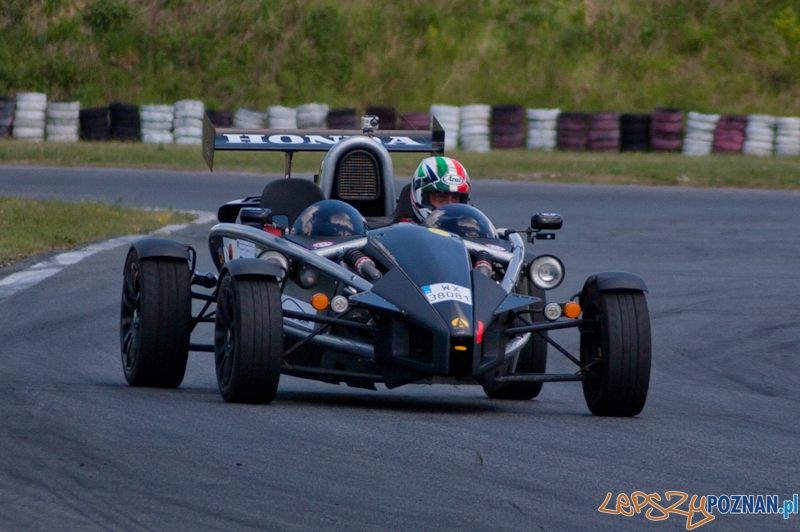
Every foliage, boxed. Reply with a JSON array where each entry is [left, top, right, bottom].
[[0, 1, 799, 113]]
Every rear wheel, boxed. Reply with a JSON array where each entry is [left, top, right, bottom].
[[484, 278, 548, 400], [581, 288, 651, 416], [120, 249, 191, 387], [214, 273, 283, 404]]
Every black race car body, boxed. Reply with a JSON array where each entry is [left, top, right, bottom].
[[119, 114, 652, 416]]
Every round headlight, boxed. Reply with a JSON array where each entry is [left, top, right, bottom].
[[528, 255, 564, 290]]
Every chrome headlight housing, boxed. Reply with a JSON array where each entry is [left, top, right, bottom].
[[528, 255, 564, 290]]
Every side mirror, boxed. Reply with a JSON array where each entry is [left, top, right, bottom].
[[531, 213, 563, 231], [239, 207, 274, 227]]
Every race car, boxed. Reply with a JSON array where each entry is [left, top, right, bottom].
[[119, 115, 651, 416]]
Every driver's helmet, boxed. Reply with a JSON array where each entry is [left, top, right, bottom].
[[411, 156, 471, 220], [424, 203, 498, 239], [292, 199, 367, 237]]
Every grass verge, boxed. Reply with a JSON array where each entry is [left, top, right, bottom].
[[2, 139, 800, 189], [0, 196, 195, 268]]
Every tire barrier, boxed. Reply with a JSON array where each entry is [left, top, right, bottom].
[[206, 109, 234, 128], [0, 96, 14, 138], [46, 101, 80, 142], [429, 104, 459, 151], [140, 104, 174, 144], [490, 104, 525, 150], [13, 93, 47, 142], [326, 108, 359, 130], [712, 114, 747, 154], [775, 117, 800, 157], [173, 100, 204, 145], [109, 102, 140, 141], [400, 112, 431, 131], [526, 108, 559, 151], [650, 108, 684, 152], [682, 112, 720, 156], [365, 105, 397, 130], [557, 112, 589, 151], [620, 113, 650, 152], [296, 103, 329, 129], [588, 112, 620, 152], [743, 115, 776, 156], [234, 108, 267, 129], [459, 104, 491, 152], [268, 106, 297, 129], [79, 106, 109, 141]]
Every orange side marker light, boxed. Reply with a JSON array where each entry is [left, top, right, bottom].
[[311, 293, 329, 310], [563, 301, 581, 319]]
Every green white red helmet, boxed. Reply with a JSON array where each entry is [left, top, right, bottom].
[[411, 156, 471, 219]]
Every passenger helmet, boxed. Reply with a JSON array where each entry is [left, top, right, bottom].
[[292, 199, 367, 237], [411, 156, 471, 220], [424, 203, 498, 239]]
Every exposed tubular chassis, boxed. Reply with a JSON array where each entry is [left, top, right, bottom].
[[184, 223, 593, 386]]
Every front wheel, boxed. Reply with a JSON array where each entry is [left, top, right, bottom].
[[580, 288, 651, 417], [214, 273, 283, 404], [120, 249, 191, 388]]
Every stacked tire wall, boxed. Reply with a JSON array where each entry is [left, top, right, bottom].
[[557, 112, 588, 151], [620, 114, 650, 151], [13, 93, 47, 142], [587, 113, 620, 152], [109, 103, 140, 141], [713, 115, 747, 154], [650, 108, 683, 152], [490, 104, 525, 150], [526, 109, 559, 151], [0, 96, 15, 138]]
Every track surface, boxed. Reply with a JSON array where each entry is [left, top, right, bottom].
[[1, 167, 798, 531]]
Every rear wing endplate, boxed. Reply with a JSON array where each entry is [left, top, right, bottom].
[[202, 114, 445, 171]]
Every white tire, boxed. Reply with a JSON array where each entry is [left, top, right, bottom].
[[268, 106, 296, 119], [141, 104, 174, 114], [16, 92, 47, 103], [685, 119, 716, 132], [528, 119, 557, 130], [173, 117, 203, 129], [142, 132, 174, 144], [173, 126, 202, 137], [268, 118, 297, 129], [12, 127, 45, 138], [46, 124, 79, 136], [460, 117, 490, 129], [460, 105, 491, 120], [47, 118, 79, 126], [460, 125, 490, 137], [687, 111, 720, 124], [175, 136, 202, 145], [47, 101, 80, 112], [141, 110, 174, 122], [527, 108, 561, 121], [13, 119, 46, 128], [141, 121, 173, 131], [47, 109, 80, 120], [46, 134, 79, 142], [684, 131, 714, 142], [15, 110, 46, 121]]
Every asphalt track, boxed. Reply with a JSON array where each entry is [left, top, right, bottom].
[[0, 166, 798, 531]]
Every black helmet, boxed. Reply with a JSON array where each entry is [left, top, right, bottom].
[[292, 199, 367, 237], [424, 204, 498, 239]]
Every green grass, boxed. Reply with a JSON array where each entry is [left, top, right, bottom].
[[0, 195, 195, 266], [2, 139, 800, 189], [2, 1, 800, 114]]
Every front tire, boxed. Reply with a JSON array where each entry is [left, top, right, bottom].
[[120, 249, 191, 387], [580, 288, 651, 417], [484, 278, 548, 400], [214, 273, 283, 404]]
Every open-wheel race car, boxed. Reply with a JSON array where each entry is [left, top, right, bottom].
[[119, 115, 651, 416]]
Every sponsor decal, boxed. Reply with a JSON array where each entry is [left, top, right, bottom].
[[220, 133, 424, 147], [312, 241, 334, 248], [441, 174, 464, 186], [599, 492, 798, 529], [421, 283, 472, 306], [485, 243, 506, 251], [451, 318, 470, 329], [223, 237, 257, 261]]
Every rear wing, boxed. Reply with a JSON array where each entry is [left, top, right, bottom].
[[202, 114, 445, 171]]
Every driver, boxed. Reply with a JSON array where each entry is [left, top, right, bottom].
[[409, 156, 471, 221]]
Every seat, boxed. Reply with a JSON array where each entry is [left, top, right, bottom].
[[259, 178, 325, 227], [390, 183, 416, 223]]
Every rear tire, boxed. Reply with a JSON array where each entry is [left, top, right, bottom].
[[484, 278, 548, 400], [580, 288, 651, 416], [120, 249, 191, 387], [214, 273, 283, 404]]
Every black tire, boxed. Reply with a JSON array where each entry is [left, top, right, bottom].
[[214, 273, 283, 404], [484, 278, 548, 400], [580, 288, 651, 416], [120, 249, 191, 387]]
